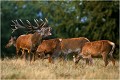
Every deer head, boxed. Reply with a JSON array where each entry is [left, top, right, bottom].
[[5, 36, 16, 48], [35, 18, 52, 37], [73, 54, 82, 64]]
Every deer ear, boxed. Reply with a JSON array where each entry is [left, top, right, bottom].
[[11, 36, 13, 39]]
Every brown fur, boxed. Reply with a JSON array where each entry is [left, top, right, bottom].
[[36, 37, 90, 63], [59, 37, 90, 60], [36, 39, 61, 63], [5, 34, 33, 58], [74, 40, 115, 66]]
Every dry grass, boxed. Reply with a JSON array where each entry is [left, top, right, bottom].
[[1, 58, 119, 79]]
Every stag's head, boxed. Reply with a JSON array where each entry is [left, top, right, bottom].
[[5, 36, 16, 48], [36, 18, 52, 37]]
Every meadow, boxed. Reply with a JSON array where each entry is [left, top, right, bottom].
[[1, 58, 119, 79]]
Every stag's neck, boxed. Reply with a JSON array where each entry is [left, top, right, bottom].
[[31, 32, 42, 45]]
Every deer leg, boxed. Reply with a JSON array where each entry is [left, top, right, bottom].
[[27, 50, 30, 61], [22, 49, 26, 61], [20, 49, 24, 59], [48, 54, 53, 63], [85, 58, 89, 65], [16, 47, 20, 59], [21, 49, 26, 59], [102, 53, 108, 66], [30, 52, 33, 62], [32, 52, 35, 61], [109, 53, 115, 66], [88, 55, 93, 65], [16, 50, 19, 59]]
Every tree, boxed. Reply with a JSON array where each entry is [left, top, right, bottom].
[[1, 1, 119, 59]]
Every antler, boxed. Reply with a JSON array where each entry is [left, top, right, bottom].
[[11, 20, 26, 33], [40, 18, 48, 28], [34, 19, 39, 27], [11, 18, 49, 33], [45, 18, 48, 23]]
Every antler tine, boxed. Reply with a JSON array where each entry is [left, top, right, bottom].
[[19, 19, 31, 29], [45, 18, 48, 23], [36, 19, 39, 22], [34, 19, 39, 27], [40, 22, 44, 26], [26, 20, 38, 30], [35, 19, 39, 23], [11, 20, 16, 24], [34, 19, 45, 29], [19, 19, 24, 25], [41, 22, 46, 28], [26, 20, 32, 26], [40, 19, 43, 21], [11, 20, 19, 33], [37, 19, 45, 29], [11, 28, 17, 33], [15, 20, 25, 28]]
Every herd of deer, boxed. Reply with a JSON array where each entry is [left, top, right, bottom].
[[5, 18, 115, 66]]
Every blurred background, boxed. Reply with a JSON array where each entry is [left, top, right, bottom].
[[1, 1, 119, 59]]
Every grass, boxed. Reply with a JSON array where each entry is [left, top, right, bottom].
[[1, 58, 119, 79]]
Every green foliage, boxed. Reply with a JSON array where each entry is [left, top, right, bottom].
[[1, 1, 119, 59]]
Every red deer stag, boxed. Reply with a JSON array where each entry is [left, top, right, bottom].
[[73, 40, 115, 66], [6, 18, 52, 61]]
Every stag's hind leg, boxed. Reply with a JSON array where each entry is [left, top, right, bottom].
[[109, 53, 115, 66], [102, 52, 108, 66]]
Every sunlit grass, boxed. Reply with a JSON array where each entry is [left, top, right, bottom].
[[1, 58, 119, 79]]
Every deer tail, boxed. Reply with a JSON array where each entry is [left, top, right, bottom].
[[108, 41, 115, 56]]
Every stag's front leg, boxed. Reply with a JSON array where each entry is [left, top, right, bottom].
[[31, 52, 35, 62], [30, 52, 33, 62], [30, 52, 35, 64]]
